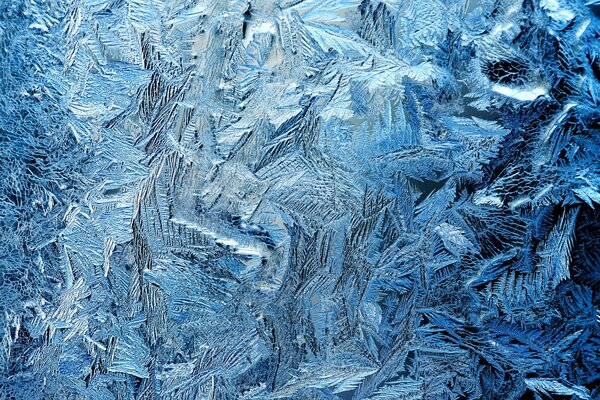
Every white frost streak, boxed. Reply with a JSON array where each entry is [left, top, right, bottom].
[[492, 84, 548, 101]]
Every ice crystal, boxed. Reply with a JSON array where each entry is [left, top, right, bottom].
[[1, 0, 599, 399]]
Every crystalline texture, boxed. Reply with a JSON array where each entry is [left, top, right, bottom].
[[1, 0, 599, 399]]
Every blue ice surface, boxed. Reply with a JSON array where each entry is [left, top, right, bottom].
[[1, 0, 599, 399]]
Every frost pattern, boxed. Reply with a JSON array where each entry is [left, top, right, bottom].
[[1, 0, 600, 399]]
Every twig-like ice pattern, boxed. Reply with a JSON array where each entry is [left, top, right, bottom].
[[1, 0, 599, 399]]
